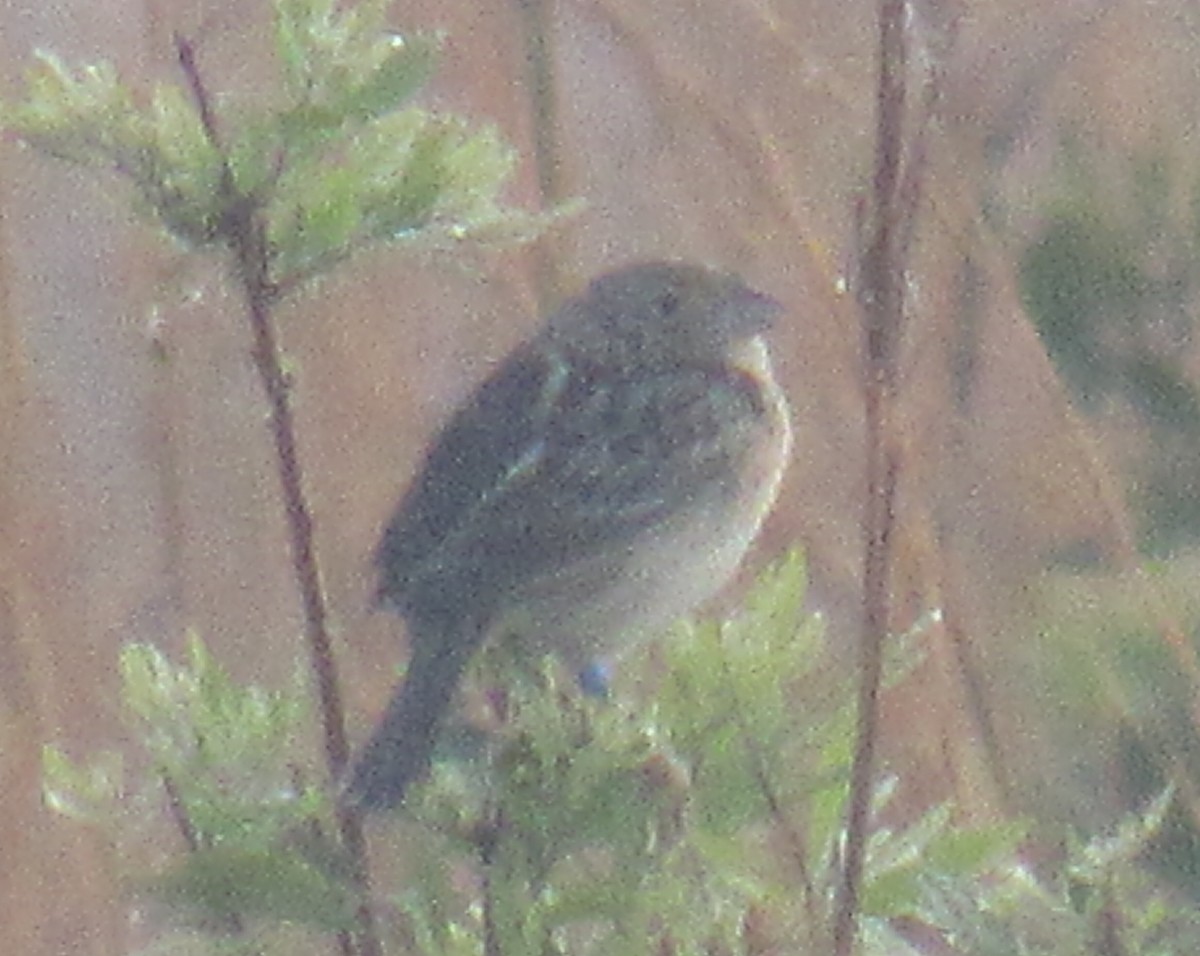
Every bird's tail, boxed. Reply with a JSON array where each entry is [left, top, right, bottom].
[[341, 619, 482, 811]]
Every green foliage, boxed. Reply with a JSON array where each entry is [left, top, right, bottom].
[[1016, 140, 1200, 552], [1018, 153, 1200, 429], [1018, 564, 1200, 907], [1020, 199, 1200, 429], [917, 788, 1200, 956], [274, 0, 438, 125], [4, 53, 224, 244], [384, 552, 1025, 955], [44, 633, 356, 939], [1020, 211, 1144, 408], [119, 635, 322, 841], [378, 553, 1200, 955], [1, 0, 557, 297], [147, 842, 356, 932], [43, 556, 1200, 954], [42, 743, 125, 824]]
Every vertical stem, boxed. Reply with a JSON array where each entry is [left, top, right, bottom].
[[233, 187, 381, 956], [832, 1, 909, 953], [237, 229, 352, 778], [176, 34, 380, 956]]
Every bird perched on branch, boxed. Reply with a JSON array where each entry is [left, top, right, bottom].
[[344, 261, 792, 811]]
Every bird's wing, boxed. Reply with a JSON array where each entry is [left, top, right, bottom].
[[376, 343, 764, 628], [374, 341, 557, 600]]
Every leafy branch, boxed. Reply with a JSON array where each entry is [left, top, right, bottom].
[[6, 2, 558, 953]]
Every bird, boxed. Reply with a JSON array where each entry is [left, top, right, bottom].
[[343, 260, 792, 811]]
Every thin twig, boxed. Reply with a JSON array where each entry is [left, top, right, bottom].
[[174, 34, 381, 956], [233, 177, 380, 956], [832, 1, 912, 953], [161, 771, 203, 853], [175, 35, 224, 151]]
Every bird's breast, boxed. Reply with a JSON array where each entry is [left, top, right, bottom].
[[498, 334, 792, 669]]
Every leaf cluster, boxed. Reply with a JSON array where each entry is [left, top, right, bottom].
[[2, 0, 556, 300], [1017, 140, 1200, 552], [385, 553, 1025, 956], [42, 556, 1200, 954], [45, 634, 357, 938]]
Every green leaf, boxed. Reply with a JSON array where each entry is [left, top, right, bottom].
[[145, 844, 358, 931], [861, 865, 923, 917], [273, 0, 435, 121], [4, 51, 225, 245], [922, 818, 1029, 877], [117, 633, 317, 848], [41, 745, 124, 822], [337, 34, 437, 122], [1070, 784, 1176, 884]]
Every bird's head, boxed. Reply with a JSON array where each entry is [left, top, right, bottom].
[[547, 261, 781, 368]]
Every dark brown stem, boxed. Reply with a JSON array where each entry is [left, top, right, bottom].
[[233, 161, 382, 956], [174, 34, 380, 956], [832, 1, 910, 953], [175, 35, 224, 153], [161, 771, 202, 854]]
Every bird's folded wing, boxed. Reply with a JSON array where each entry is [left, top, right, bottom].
[[375, 342, 764, 625]]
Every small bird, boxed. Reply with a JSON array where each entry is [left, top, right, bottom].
[[344, 261, 792, 811]]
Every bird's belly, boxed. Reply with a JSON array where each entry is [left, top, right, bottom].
[[497, 383, 791, 670]]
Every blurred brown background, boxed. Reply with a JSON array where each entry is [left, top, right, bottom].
[[4, 0, 1200, 950]]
